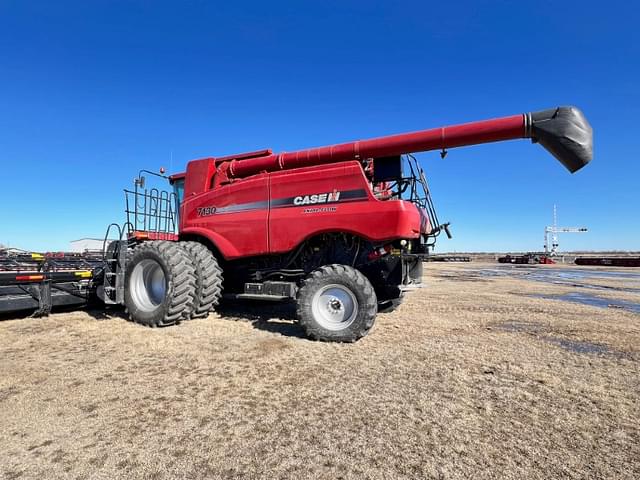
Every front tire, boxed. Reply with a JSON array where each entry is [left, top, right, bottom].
[[124, 241, 196, 327], [296, 264, 377, 342], [181, 241, 223, 318]]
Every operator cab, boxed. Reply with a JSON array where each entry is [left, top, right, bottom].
[[171, 177, 185, 205], [369, 154, 452, 250]]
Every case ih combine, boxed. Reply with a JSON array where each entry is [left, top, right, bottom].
[[0, 106, 592, 341]]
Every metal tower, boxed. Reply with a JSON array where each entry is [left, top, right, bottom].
[[544, 205, 587, 256]]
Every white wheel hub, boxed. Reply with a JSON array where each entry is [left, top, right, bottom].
[[311, 284, 358, 331], [130, 259, 167, 312]]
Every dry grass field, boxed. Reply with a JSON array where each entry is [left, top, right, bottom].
[[1, 262, 639, 479]]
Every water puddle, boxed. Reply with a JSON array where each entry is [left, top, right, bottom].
[[496, 321, 625, 357], [544, 337, 612, 355], [497, 321, 543, 333], [436, 273, 488, 283], [466, 266, 640, 293], [529, 292, 640, 314]]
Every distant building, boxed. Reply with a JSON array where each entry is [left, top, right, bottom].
[[69, 238, 111, 252]]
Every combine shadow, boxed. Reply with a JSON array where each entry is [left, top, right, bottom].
[[216, 300, 307, 339], [0, 299, 308, 339], [84, 305, 128, 322], [0, 303, 115, 323], [0, 310, 35, 322]]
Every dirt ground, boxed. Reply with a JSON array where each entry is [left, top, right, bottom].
[[1, 262, 639, 480]]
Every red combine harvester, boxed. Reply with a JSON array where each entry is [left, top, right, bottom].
[[0, 106, 592, 341]]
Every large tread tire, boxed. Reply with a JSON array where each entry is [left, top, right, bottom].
[[180, 241, 223, 319], [124, 241, 196, 327], [296, 264, 377, 342]]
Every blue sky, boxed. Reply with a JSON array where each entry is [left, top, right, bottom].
[[0, 1, 638, 252]]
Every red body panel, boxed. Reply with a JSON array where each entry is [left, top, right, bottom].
[[179, 162, 425, 259], [268, 162, 424, 254], [181, 174, 270, 258], [184, 157, 216, 197]]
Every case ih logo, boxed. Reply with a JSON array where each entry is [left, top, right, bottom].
[[195, 188, 366, 216], [293, 190, 341, 206]]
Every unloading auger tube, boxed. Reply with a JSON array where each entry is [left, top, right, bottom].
[[222, 106, 592, 179]]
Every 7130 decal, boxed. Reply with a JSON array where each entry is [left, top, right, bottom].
[[196, 206, 217, 217]]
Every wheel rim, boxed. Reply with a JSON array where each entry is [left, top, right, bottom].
[[311, 284, 358, 331], [130, 259, 167, 312]]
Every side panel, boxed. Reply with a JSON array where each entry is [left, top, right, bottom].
[[184, 158, 216, 197], [181, 173, 270, 259], [268, 162, 422, 254]]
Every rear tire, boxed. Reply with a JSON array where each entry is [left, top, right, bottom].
[[180, 241, 223, 318], [296, 264, 377, 342], [124, 241, 196, 327]]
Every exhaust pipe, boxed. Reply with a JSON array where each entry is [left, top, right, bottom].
[[525, 106, 593, 173]]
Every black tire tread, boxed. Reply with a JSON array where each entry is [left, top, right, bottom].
[[296, 264, 377, 342], [125, 241, 197, 327], [180, 241, 223, 318]]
